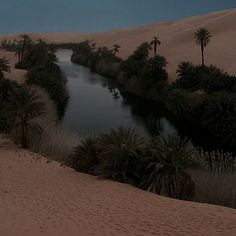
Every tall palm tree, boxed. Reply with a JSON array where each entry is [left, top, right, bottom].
[[140, 135, 200, 200], [194, 27, 212, 66], [150, 36, 161, 57], [0, 57, 10, 79], [4, 86, 45, 148], [112, 44, 121, 55]]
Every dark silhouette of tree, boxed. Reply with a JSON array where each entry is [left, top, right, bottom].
[[113, 44, 121, 55], [15, 34, 33, 64], [194, 27, 212, 66], [65, 138, 100, 175], [140, 135, 200, 200], [99, 128, 144, 184], [150, 36, 161, 57], [0, 57, 10, 79], [4, 86, 45, 148]]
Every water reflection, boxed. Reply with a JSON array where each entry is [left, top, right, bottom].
[[56, 49, 176, 138]]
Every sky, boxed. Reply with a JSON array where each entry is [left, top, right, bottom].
[[0, 0, 236, 34]]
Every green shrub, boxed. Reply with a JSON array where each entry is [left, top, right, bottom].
[[98, 128, 144, 185], [199, 92, 236, 147], [140, 135, 200, 200], [175, 62, 236, 93], [26, 65, 69, 118], [139, 55, 168, 88], [65, 138, 100, 175]]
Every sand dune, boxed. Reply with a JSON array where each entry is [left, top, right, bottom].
[[1, 8, 236, 81], [85, 8, 236, 81], [0, 135, 236, 236]]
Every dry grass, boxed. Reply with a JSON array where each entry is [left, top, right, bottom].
[[28, 86, 79, 161], [193, 170, 236, 208], [30, 123, 79, 161]]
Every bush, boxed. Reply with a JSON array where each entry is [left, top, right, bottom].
[[26, 65, 69, 118], [140, 135, 200, 200], [175, 62, 236, 93], [120, 42, 151, 78], [0, 78, 19, 132], [139, 56, 168, 88], [65, 138, 99, 175], [199, 92, 236, 148], [98, 128, 145, 185]]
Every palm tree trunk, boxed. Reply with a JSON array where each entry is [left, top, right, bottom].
[[21, 117, 27, 148], [201, 43, 204, 66], [154, 44, 157, 57]]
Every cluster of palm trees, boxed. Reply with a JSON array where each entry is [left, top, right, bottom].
[[0, 34, 66, 147], [66, 128, 200, 200]]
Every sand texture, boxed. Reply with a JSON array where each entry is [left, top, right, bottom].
[[0, 136, 236, 236]]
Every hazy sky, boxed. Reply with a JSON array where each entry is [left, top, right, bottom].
[[0, 0, 236, 34]]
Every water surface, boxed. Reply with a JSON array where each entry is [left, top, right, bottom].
[[56, 49, 176, 138]]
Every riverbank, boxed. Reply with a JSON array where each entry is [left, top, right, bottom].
[[1, 135, 236, 236]]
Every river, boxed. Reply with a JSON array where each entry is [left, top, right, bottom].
[[56, 49, 176, 139]]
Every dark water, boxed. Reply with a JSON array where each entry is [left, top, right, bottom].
[[56, 49, 176, 138]]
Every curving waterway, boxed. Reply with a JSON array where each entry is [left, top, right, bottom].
[[56, 49, 176, 138]]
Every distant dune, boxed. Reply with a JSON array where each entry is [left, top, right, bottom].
[[1, 8, 236, 81], [0, 135, 236, 236]]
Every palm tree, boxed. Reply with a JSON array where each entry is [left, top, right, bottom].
[[194, 27, 212, 66], [16, 34, 33, 64], [99, 128, 144, 184], [65, 138, 99, 175], [0, 57, 10, 79], [46, 44, 58, 72], [140, 135, 200, 200], [4, 86, 45, 148], [150, 36, 161, 57], [112, 44, 121, 55]]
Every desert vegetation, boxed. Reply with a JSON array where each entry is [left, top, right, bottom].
[[71, 27, 236, 152], [65, 128, 235, 208], [69, 27, 236, 207], [0, 35, 70, 154], [1, 26, 236, 209]]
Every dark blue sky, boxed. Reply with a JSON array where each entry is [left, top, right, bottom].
[[1, 0, 236, 34]]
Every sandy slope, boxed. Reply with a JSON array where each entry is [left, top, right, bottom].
[[84, 8, 236, 81], [1, 8, 236, 81], [0, 136, 236, 236]]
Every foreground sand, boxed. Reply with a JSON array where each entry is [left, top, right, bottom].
[[1, 8, 236, 81], [0, 136, 236, 236]]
